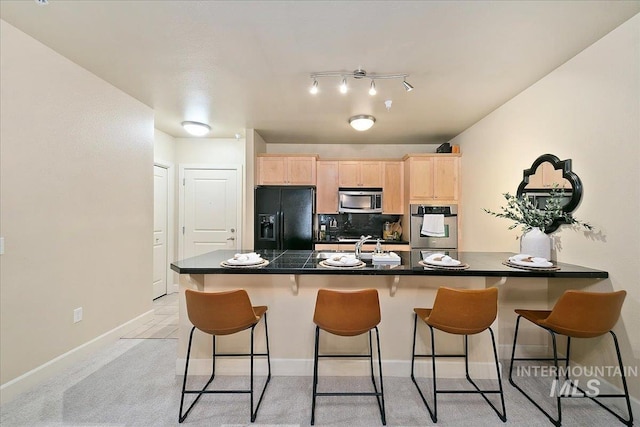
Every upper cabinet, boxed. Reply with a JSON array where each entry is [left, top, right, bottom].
[[316, 161, 339, 213], [257, 155, 318, 185], [404, 154, 460, 203], [338, 161, 382, 187], [382, 161, 404, 214]]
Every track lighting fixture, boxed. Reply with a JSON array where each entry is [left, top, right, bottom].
[[339, 77, 348, 94], [309, 68, 413, 95], [402, 80, 414, 92], [369, 80, 377, 96], [181, 121, 211, 136], [310, 79, 319, 94]]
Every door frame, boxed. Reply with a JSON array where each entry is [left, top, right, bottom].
[[154, 161, 177, 294], [178, 164, 244, 261]]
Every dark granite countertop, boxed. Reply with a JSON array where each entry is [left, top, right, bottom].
[[170, 250, 608, 278]]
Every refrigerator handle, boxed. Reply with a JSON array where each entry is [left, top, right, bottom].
[[279, 211, 285, 249]]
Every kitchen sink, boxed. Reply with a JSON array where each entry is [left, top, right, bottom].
[[315, 251, 373, 260]]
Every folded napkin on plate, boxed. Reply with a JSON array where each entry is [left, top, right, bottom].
[[233, 252, 262, 262], [372, 252, 401, 263], [421, 214, 445, 237], [329, 254, 358, 265], [425, 253, 460, 265], [508, 254, 550, 265]]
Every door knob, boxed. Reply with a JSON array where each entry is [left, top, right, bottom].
[[227, 237, 235, 241]]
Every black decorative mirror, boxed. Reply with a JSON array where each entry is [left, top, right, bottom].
[[516, 154, 583, 233]]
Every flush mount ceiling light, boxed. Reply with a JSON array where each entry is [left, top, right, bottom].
[[348, 115, 376, 131], [181, 121, 211, 136], [309, 68, 413, 95]]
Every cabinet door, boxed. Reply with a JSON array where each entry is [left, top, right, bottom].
[[258, 156, 287, 185], [433, 157, 459, 200], [316, 161, 339, 213], [408, 157, 435, 199], [360, 161, 382, 187], [382, 161, 404, 214], [338, 161, 360, 187], [287, 156, 316, 185]]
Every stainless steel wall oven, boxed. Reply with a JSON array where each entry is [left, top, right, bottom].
[[410, 204, 458, 249]]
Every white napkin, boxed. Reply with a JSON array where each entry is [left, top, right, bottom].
[[508, 254, 551, 266], [328, 254, 358, 266], [231, 252, 262, 263], [421, 214, 445, 237], [425, 253, 461, 266]]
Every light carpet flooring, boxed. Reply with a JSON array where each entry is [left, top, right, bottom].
[[1, 293, 633, 426]]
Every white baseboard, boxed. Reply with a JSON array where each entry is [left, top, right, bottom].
[[176, 358, 501, 380], [0, 310, 154, 405]]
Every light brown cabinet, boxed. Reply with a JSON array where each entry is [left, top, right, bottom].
[[382, 161, 404, 214], [316, 161, 339, 213], [257, 155, 317, 185], [404, 154, 460, 203], [338, 161, 382, 187]]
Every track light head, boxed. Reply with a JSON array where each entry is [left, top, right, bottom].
[[310, 79, 319, 94], [402, 80, 414, 92], [368, 80, 377, 96], [339, 77, 347, 94]]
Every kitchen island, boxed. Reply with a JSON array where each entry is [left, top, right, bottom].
[[171, 250, 608, 378]]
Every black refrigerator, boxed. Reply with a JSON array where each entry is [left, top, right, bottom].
[[254, 186, 315, 250]]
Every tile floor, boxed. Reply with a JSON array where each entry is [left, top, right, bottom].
[[121, 292, 179, 339]]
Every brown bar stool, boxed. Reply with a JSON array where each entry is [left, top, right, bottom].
[[509, 290, 633, 426], [311, 288, 386, 425], [411, 286, 506, 423], [179, 289, 271, 423]]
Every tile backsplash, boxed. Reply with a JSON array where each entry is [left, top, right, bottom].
[[318, 213, 402, 241]]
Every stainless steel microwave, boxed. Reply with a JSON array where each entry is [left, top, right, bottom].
[[338, 188, 383, 213]]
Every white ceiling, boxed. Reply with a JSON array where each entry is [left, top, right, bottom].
[[1, 1, 638, 144]]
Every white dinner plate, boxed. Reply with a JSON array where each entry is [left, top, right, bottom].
[[325, 257, 360, 267], [225, 257, 265, 266], [424, 256, 461, 267], [508, 258, 553, 268]]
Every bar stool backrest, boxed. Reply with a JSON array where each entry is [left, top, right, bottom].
[[185, 289, 260, 336], [427, 287, 498, 335], [542, 290, 626, 338], [313, 289, 381, 336]]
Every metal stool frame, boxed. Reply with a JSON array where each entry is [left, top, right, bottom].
[[410, 312, 507, 423], [509, 314, 633, 427], [179, 313, 271, 423]]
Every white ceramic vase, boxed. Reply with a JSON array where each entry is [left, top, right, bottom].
[[520, 227, 551, 259]]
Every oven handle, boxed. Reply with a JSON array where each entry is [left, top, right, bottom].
[[411, 213, 457, 217]]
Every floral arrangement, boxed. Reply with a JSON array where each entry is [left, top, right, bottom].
[[483, 188, 592, 234]]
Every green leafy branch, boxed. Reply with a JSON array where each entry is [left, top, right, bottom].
[[483, 188, 592, 234]]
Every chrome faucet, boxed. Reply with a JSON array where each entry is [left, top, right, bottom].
[[354, 235, 372, 259]]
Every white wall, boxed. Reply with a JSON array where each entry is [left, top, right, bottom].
[[0, 20, 154, 399], [154, 130, 178, 290], [452, 14, 640, 400]]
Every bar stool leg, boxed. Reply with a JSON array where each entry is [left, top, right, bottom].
[[311, 326, 320, 426], [250, 313, 272, 422], [179, 326, 216, 423], [373, 326, 387, 425], [610, 331, 634, 426], [410, 313, 437, 422]]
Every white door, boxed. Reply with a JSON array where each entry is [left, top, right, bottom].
[[182, 168, 240, 259], [153, 165, 168, 299]]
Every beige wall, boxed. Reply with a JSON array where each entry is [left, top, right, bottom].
[[154, 129, 176, 166], [452, 14, 640, 400], [0, 19, 154, 390]]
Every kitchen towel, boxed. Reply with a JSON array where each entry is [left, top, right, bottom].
[[421, 214, 445, 237]]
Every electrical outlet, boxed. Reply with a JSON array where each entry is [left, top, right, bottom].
[[73, 307, 83, 323]]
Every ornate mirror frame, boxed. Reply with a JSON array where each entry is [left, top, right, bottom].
[[516, 154, 583, 233]]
